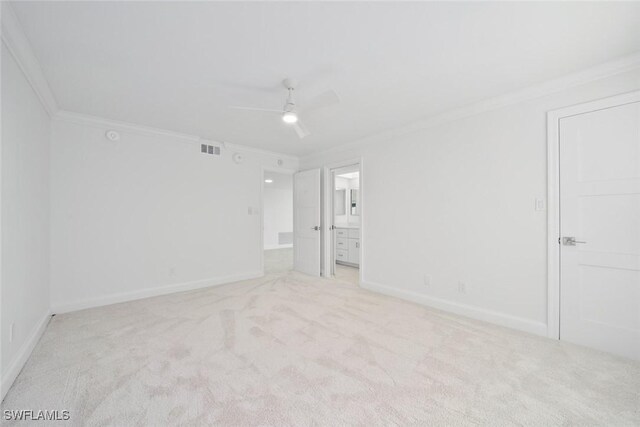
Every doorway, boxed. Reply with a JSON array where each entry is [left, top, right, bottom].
[[290, 162, 362, 282], [329, 164, 361, 285], [262, 170, 294, 274], [548, 91, 640, 360]]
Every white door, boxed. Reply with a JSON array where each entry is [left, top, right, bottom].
[[559, 99, 640, 360], [294, 169, 321, 276]]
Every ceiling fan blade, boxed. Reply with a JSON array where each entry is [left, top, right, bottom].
[[292, 120, 311, 139], [220, 81, 282, 93], [303, 90, 340, 113], [229, 106, 283, 114]]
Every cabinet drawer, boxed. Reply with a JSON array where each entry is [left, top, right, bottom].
[[336, 249, 348, 261], [336, 237, 348, 248], [336, 228, 349, 238], [348, 228, 360, 239]]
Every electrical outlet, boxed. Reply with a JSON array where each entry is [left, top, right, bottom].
[[9, 322, 14, 343], [423, 275, 432, 287], [457, 282, 466, 294]]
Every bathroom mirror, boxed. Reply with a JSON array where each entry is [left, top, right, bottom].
[[350, 189, 359, 216], [334, 189, 346, 215]]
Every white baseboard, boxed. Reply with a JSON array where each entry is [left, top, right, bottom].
[[51, 271, 264, 314], [361, 280, 547, 337], [264, 244, 293, 250], [1, 311, 52, 401]]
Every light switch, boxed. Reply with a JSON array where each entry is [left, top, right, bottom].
[[535, 198, 546, 211]]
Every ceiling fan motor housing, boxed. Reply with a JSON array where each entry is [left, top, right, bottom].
[[283, 79, 297, 113]]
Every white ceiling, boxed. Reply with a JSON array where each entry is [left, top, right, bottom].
[[11, 1, 640, 156]]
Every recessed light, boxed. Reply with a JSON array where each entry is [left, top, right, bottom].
[[265, 179, 273, 183], [282, 112, 298, 124]]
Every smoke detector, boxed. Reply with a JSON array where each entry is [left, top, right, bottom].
[[232, 153, 244, 164], [105, 130, 120, 141]]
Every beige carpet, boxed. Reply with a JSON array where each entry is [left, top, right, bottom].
[[264, 248, 293, 274], [2, 270, 639, 426]]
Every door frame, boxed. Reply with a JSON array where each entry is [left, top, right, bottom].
[[546, 90, 640, 340], [260, 166, 297, 275], [322, 158, 363, 283]]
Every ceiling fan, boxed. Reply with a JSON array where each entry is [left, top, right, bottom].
[[229, 78, 340, 139]]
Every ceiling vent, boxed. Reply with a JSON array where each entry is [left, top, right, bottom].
[[200, 143, 221, 156]]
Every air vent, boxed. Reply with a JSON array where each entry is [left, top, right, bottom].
[[201, 144, 220, 156]]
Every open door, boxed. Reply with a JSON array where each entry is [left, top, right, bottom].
[[558, 99, 640, 360], [294, 169, 321, 276]]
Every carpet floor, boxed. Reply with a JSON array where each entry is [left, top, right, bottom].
[[263, 248, 293, 274], [2, 270, 639, 426]]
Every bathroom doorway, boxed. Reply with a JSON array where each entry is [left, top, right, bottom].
[[330, 164, 360, 285]]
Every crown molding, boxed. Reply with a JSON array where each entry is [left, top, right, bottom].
[[301, 51, 640, 163], [55, 110, 202, 143], [222, 141, 297, 162], [54, 110, 299, 162], [1, 2, 59, 116]]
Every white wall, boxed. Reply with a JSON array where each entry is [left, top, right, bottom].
[[302, 68, 640, 336], [263, 174, 293, 250], [1, 42, 51, 396], [50, 118, 297, 313]]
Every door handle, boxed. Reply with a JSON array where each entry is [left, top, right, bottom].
[[562, 236, 587, 246], [311, 226, 320, 231]]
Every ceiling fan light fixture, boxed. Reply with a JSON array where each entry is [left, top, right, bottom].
[[282, 111, 298, 124]]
